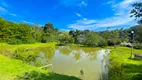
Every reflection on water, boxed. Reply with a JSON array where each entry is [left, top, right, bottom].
[[52, 46, 110, 80], [29, 46, 55, 67], [31, 46, 110, 80]]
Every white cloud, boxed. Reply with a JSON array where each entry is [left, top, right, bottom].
[[57, 0, 88, 8], [0, 6, 17, 17], [68, 0, 142, 30], [68, 15, 136, 30], [0, 6, 7, 15], [68, 19, 97, 30], [83, 18, 87, 20], [77, 19, 96, 25], [102, 0, 115, 5], [95, 15, 135, 27], [60, 29, 70, 32], [75, 12, 82, 17], [9, 13, 17, 16], [2, 2, 9, 7], [107, 0, 114, 4], [78, 1, 88, 7], [21, 20, 34, 25]]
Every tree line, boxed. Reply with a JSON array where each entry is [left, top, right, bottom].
[[0, 17, 142, 48], [0, 17, 73, 45]]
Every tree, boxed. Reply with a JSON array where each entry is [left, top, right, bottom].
[[118, 28, 129, 42], [42, 23, 59, 43], [0, 17, 35, 44], [0, 17, 59, 44], [43, 23, 55, 33], [84, 32, 100, 47], [69, 30, 76, 37], [31, 25, 43, 42], [108, 30, 121, 46], [58, 32, 74, 45], [131, 3, 142, 24], [128, 25, 142, 43]]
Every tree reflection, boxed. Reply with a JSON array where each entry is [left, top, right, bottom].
[[58, 46, 98, 61]]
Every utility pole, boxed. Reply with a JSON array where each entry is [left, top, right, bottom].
[[130, 31, 134, 59]]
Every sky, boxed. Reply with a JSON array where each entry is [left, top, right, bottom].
[[0, 0, 142, 31]]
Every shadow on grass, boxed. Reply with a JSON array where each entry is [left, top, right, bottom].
[[124, 64, 142, 73], [15, 71, 81, 80], [123, 64, 142, 80]]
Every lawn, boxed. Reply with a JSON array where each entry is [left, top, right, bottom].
[[108, 46, 142, 80], [0, 54, 49, 80]]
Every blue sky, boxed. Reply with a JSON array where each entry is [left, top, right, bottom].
[[0, 0, 142, 31]]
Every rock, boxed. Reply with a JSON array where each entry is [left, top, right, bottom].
[[134, 54, 142, 60]]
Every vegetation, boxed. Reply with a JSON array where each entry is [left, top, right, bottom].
[[0, 17, 72, 45], [0, 2, 142, 80], [108, 47, 142, 80], [69, 26, 142, 48], [0, 43, 56, 59], [0, 54, 48, 80], [0, 16, 142, 48], [131, 3, 142, 24], [58, 31, 74, 46]]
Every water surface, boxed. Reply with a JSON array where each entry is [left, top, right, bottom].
[[46, 46, 110, 80], [28, 46, 110, 80]]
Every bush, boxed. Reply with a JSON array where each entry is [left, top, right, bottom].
[[134, 44, 142, 49], [13, 48, 39, 62]]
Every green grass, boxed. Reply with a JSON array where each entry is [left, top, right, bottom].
[[0, 54, 48, 80], [0, 42, 57, 51], [0, 42, 57, 59], [108, 46, 142, 80]]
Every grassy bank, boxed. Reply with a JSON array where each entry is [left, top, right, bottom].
[[0, 42, 57, 52], [0, 43, 80, 80], [108, 47, 142, 80], [0, 54, 48, 80], [0, 42, 56, 62]]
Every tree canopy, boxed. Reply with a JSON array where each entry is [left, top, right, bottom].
[[131, 3, 142, 24]]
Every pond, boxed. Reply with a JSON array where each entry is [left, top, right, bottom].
[[31, 46, 110, 80]]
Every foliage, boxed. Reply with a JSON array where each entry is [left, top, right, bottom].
[[0, 18, 36, 44], [58, 32, 74, 45], [42, 23, 59, 43], [131, 3, 142, 24], [108, 30, 121, 46], [133, 43, 142, 49], [0, 43, 56, 66], [128, 25, 142, 43], [0, 17, 59, 44], [84, 32, 100, 47]]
